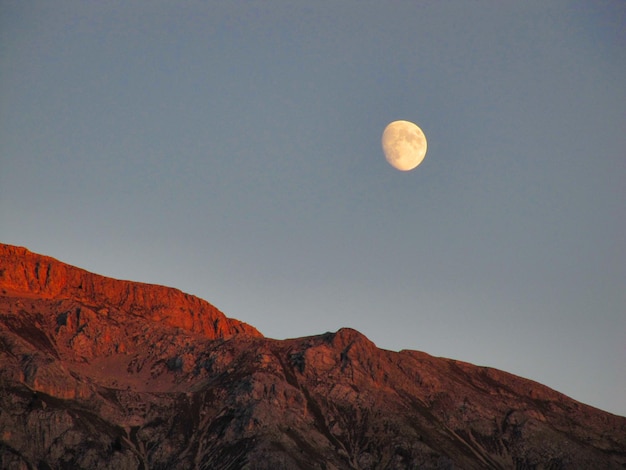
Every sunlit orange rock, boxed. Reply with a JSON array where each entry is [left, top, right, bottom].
[[0, 244, 261, 340], [1, 243, 625, 469]]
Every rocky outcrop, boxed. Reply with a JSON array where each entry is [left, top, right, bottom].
[[0, 244, 261, 340], [1, 243, 625, 469]]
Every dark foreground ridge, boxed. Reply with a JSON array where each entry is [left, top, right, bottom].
[[1, 243, 625, 469]]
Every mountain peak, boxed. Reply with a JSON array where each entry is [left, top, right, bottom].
[[1, 243, 625, 469]]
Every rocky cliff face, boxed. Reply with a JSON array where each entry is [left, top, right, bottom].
[[0, 244, 261, 340], [1, 243, 625, 469]]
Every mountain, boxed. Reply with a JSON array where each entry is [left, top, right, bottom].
[[0, 243, 624, 469]]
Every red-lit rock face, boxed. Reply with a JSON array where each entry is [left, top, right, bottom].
[[0, 244, 261, 340], [1, 243, 625, 469]]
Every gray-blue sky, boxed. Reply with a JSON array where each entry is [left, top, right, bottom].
[[1, 1, 624, 416]]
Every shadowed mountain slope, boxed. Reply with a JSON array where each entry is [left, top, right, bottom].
[[1, 243, 625, 469]]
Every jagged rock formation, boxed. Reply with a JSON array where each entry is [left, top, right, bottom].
[[1, 243, 625, 469]]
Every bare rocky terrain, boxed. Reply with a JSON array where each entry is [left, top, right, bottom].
[[1, 243, 625, 469]]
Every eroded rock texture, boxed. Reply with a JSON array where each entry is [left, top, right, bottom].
[[1, 243, 625, 469]]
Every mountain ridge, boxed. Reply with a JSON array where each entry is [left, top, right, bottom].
[[0, 244, 261, 340], [1, 243, 625, 469]]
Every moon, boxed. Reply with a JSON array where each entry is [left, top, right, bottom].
[[381, 120, 427, 171]]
